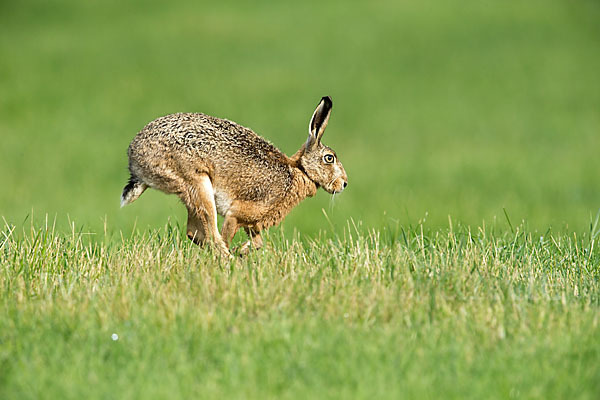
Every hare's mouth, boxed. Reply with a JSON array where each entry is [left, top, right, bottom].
[[325, 178, 347, 194]]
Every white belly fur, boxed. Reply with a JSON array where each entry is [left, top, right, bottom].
[[214, 189, 232, 216]]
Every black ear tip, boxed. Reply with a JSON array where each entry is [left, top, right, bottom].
[[321, 96, 333, 108]]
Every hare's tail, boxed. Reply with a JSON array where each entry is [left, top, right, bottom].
[[120, 175, 148, 208]]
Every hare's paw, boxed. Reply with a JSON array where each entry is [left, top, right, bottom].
[[236, 235, 263, 257], [214, 240, 233, 260], [237, 241, 253, 256]]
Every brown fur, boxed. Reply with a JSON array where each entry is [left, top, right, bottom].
[[121, 96, 347, 257]]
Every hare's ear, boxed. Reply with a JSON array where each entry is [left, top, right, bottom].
[[306, 96, 332, 149]]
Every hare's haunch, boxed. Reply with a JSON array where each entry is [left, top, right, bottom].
[[121, 96, 348, 257]]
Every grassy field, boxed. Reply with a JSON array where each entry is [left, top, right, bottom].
[[1, 221, 599, 399], [1, 0, 600, 398], [1, 0, 599, 234]]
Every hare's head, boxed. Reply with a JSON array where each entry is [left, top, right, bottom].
[[299, 96, 348, 194]]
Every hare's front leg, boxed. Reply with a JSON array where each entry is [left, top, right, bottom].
[[238, 228, 263, 256], [181, 174, 230, 258], [221, 214, 240, 248]]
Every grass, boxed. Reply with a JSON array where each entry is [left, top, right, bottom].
[[1, 219, 599, 399], [1, 0, 600, 397]]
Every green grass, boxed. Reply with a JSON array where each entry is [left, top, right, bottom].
[[1, 221, 599, 399], [1, 0, 600, 398]]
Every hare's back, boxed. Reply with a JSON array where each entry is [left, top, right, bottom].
[[130, 113, 291, 189], [135, 113, 280, 157]]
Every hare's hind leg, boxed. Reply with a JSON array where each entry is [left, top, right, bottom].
[[181, 174, 230, 258], [186, 212, 207, 246]]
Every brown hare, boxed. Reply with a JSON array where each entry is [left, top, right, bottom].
[[121, 96, 348, 257]]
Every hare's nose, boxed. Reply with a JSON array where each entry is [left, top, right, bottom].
[[343, 181, 348, 189]]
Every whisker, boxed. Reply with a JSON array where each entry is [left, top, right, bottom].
[[329, 191, 336, 211]]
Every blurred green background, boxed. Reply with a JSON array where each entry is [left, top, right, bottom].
[[1, 0, 599, 237]]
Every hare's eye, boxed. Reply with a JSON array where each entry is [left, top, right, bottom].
[[323, 154, 335, 164]]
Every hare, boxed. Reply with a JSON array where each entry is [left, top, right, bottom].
[[121, 96, 347, 257]]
